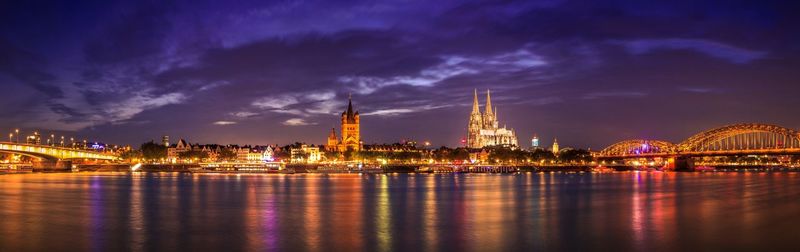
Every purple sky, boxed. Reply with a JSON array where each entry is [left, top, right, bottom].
[[1, 0, 799, 149]]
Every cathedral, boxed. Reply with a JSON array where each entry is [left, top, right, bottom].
[[467, 90, 519, 149], [326, 96, 362, 152]]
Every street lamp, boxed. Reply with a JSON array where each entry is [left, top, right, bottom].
[[70, 137, 74, 148], [60, 136, 65, 147], [14, 129, 19, 143], [50, 134, 55, 146], [8, 133, 12, 142]]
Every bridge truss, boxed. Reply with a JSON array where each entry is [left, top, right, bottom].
[[599, 123, 800, 158]]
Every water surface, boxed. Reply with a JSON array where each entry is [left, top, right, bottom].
[[0, 172, 798, 251]]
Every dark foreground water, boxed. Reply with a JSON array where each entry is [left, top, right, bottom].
[[0, 172, 799, 251]]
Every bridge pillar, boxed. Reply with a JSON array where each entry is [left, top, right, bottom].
[[674, 156, 694, 172], [32, 160, 72, 172]]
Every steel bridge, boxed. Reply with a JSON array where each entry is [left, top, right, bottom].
[[598, 123, 800, 159], [0, 142, 119, 161]]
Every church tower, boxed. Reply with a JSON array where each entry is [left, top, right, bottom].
[[483, 90, 497, 130], [467, 89, 483, 148], [340, 95, 361, 151], [552, 138, 560, 154], [326, 128, 339, 151]]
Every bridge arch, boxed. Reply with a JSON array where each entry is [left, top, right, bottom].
[[599, 140, 677, 157], [0, 150, 58, 161], [678, 123, 800, 152]]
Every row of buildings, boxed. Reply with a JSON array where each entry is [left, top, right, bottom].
[[161, 89, 561, 164]]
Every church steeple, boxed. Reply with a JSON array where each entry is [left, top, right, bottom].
[[485, 89, 493, 116], [346, 93, 354, 117], [472, 89, 480, 114]]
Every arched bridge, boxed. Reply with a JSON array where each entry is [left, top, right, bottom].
[[0, 142, 119, 161], [599, 123, 800, 158], [598, 140, 678, 158]]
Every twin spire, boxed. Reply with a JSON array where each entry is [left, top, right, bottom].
[[471, 89, 496, 117]]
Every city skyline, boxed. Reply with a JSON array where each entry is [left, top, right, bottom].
[[1, 1, 799, 149]]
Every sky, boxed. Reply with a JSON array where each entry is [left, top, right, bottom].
[[1, 0, 799, 149]]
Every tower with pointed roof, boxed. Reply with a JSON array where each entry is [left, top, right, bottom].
[[467, 89, 518, 148], [467, 89, 483, 148], [326, 128, 339, 151], [339, 95, 361, 151]]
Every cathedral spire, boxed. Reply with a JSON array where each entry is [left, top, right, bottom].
[[346, 94, 354, 117], [472, 89, 480, 114], [485, 89, 493, 116]]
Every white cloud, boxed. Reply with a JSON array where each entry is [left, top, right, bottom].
[[362, 108, 415, 116], [305, 90, 336, 100], [338, 48, 547, 94], [361, 105, 449, 117], [252, 94, 299, 109], [251, 90, 342, 115], [213, 121, 237, 125], [282, 118, 316, 126], [104, 92, 187, 123], [231, 111, 259, 118]]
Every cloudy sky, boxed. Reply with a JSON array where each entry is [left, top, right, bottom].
[[1, 0, 798, 149]]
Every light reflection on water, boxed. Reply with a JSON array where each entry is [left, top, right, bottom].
[[0, 172, 799, 251]]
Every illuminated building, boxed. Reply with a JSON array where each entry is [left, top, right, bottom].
[[531, 135, 539, 148], [325, 95, 362, 152], [291, 144, 321, 163], [467, 89, 519, 148], [552, 138, 559, 154], [167, 139, 191, 162], [262, 146, 274, 162], [162, 135, 169, 147], [26, 132, 41, 145]]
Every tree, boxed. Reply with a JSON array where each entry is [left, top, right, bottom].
[[558, 149, 593, 163], [343, 148, 358, 161], [324, 150, 340, 161], [218, 148, 236, 161], [451, 148, 470, 161], [140, 141, 167, 161], [119, 149, 142, 161], [530, 149, 556, 162]]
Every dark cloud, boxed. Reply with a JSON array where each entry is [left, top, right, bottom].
[[0, 38, 63, 98]]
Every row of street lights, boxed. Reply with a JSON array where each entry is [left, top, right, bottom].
[[7, 129, 88, 149]]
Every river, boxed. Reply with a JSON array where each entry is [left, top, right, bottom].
[[0, 172, 797, 251]]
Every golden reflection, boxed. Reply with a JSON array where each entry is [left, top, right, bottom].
[[304, 176, 321, 251], [377, 175, 392, 251], [129, 173, 145, 251], [423, 175, 438, 251], [631, 172, 644, 246]]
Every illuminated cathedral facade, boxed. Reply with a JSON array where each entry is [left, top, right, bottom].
[[467, 90, 519, 149], [326, 96, 362, 152]]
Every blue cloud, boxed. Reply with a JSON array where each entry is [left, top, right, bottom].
[[616, 38, 767, 64]]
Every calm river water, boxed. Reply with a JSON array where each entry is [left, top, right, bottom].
[[0, 172, 798, 251]]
